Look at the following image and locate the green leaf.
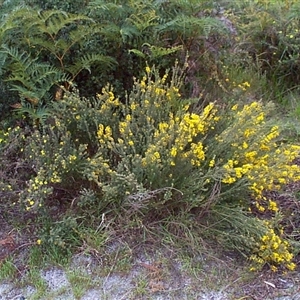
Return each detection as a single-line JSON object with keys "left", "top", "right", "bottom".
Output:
{"left": 65, "top": 53, "right": 117, "bottom": 79}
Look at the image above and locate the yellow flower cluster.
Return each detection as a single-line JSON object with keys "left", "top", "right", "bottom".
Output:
{"left": 97, "top": 88, "right": 120, "bottom": 114}
{"left": 237, "top": 81, "right": 251, "bottom": 91}
{"left": 141, "top": 103, "right": 217, "bottom": 168}
{"left": 21, "top": 126, "right": 88, "bottom": 211}
{"left": 137, "top": 67, "right": 181, "bottom": 106}
{"left": 97, "top": 124, "right": 114, "bottom": 145}
{"left": 219, "top": 102, "right": 300, "bottom": 201}
{"left": 25, "top": 169, "right": 53, "bottom": 211}
{"left": 250, "top": 226, "right": 296, "bottom": 272}
{"left": 142, "top": 144, "right": 162, "bottom": 166}
{"left": 85, "top": 155, "right": 115, "bottom": 186}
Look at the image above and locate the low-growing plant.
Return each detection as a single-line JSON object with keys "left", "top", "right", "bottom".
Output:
{"left": 0, "top": 257, "right": 18, "bottom": 280}
{"left": 1, "top": 61, "right": 300, "bottom": 272}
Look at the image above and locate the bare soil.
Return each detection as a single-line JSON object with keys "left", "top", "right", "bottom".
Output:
{"left": 1, "top": 216, "right": 300, "bottom": 300}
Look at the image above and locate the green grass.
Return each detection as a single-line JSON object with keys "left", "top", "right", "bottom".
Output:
{"left": 0, "top": 257, "right": 18, "bottom": 280}
{"left": 67, "top": 269, "right": 94, "bottom": 299}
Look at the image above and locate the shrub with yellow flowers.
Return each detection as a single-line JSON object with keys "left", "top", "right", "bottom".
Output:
{"left": 1, "top": 62, "right": 300, "bottom": 271}
{"left": 81, "top": 65, "right": 300, "bottom": 271}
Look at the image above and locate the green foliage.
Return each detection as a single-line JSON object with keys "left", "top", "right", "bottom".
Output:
{"left": 0, "top": 0, "right": 229, "bottom": 124}
{"left": 2, "top": 62, "right": 300, "bottom": 272}
{"left": 1, "top": 45, "right": 69, "bottom": 101}
{"left": 2, "top": 0, "right": 300, "bottom": 275}
{"left": 85, "top": 0, "right": 228, "bottom": 97}
{"left": 0, "top": 257, "right": 17, "bottom": 280}
{"left": 129, "top": 43, "right": 183, "bottom": 63}
{"left": 234, "top": 0, "right": 300, "bottom": 95}
{"left": 39, "top": 215, "right": 83, "bottom": 254}
{"left": 0, "top": 6, "right": 116, "bottom": 118}
{"left": 26, "top": 0, "right": 88, "bottom": 13}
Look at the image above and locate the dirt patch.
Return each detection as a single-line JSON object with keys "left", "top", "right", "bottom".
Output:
{"left": 1, "top": 237, "right": 300, "bottom": 300}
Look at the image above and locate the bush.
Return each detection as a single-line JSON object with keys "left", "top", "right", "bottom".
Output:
{"left": 2, "top": 62, "right": 300, "bottom": 271}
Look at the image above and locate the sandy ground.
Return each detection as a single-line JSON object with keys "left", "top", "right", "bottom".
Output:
{"left": 1, "top": 250, "right": 300, "bottom": 300}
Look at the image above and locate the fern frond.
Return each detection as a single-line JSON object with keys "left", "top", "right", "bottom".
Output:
{"left": 2, "top": 45, "right": 69, "bottom": 100}
{"left": 65, "top": 53, "right": 117, "bottom": 79}
{"left": 88, "top": 1, "right": 130, "bottom": 21}
{"left": 126, "top": 9, "right": 159, "bottom": 32}
{"left": 28, "top": 37, "right": 60, "bottom": 55}
{"left": 154, "top": 0, "right": 205, "bottom": 21}
{"left": 1, "top": 44, "right": 34, "bottom": 66}
{"left": 0, "top": 51, "right": 8, "bottom": 76}
{"left": 9, "top": 66, "right": 69, "bottom": 100}
{"left": 128, "top": 49, "right": 145, "bottom": 59}
{"left": 88, "top": 1, "right": 123, "bottom": 11}
{"left": 129, "top": 44, "right": 183, "bottom": 61}
{"left": 157, "top": 15, "right": 226, "bottom": 38}
{"left": 1, "top": 45, "right": 39, "bottom": 82}
{"left": 68, "top": 24, "right": 104, "bottom": 47}
{"left": 15, "top": 100, "right": 53, "bottom": 126}
{"left": 148, "top": 44, "right": 183, "bottom": 59}
{"left": 120, "top": 24, "right": 141, "bottom": 43}
{"left": 33, "top": 10, "right": 94, "bottom": 36}
{"left": 32, "top": 64, "right": 69, "bottom": 88}
{"left": 99, "top": 23, "right": 122, "bottom": 42}
{"left": 9, "top": 85, "right": 39, "bottom": 102}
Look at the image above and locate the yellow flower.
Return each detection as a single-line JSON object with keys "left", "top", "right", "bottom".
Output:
{"left": 287, "top": 262, "right": 296, "bottom": 270}
{"left": 231, "top": 104, "right": 238, "bottom": 111}
{"left": 153, "top": 152, "right": 160, "bottom": 160}
{"left": 130, "top": 102, "right": 137, "bottom": 110}
{"left": 268, "top": 200, "right": 278, "bottom": 212}
{"left": 145, "top": 66, "right": 151, "bottom": 74}
{"left": 36, "top": 239, "right": 42, "bottom": 245}
{"left": 170, "top": 147, "right": 177, "bottom": 157}
{"left": 209, "top": 159, "right": 215, "bottom": 167}
{"left": 270, "top": 265, "right": 278, "bottom": 272}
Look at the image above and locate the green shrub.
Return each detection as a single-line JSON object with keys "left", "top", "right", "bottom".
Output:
{"left": 2, "top": 62, "right": 299, "bottom": 271}
{"left": 233, "top": 0, "right": 300, "bottom": 96}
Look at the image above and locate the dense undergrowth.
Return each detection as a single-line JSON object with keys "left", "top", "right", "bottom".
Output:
{"left": 1, "top": 0, "right": 300, "bottom": 275}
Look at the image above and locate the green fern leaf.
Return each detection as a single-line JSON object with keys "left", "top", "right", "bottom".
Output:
{"left": 15, "top": 100, "right": 53, "bottom": 126}
{"left": 33, "top": 10, "right": 94, "bottom": 36}
{"left": 65, "top": 53, "right": 117, "bottom": 79}
{"left": 128, "top": 49, "right": 146, "bottom": 58}
{"left": 120, "top": 24, "right": 141, "bottom": 43}
{"left": 157, "top": 15, "right": 226, "bottom": 38}
{"left": 129, "top": 44, "right": 182, "bottom": 61}
{"left": 2, "top": 45, "right": 69, "bottom": 101}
